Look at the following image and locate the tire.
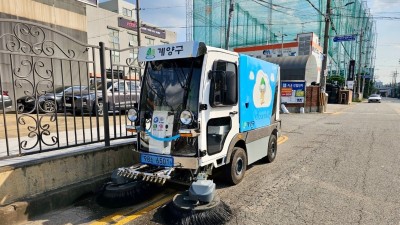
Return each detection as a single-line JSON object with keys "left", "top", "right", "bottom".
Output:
{"left": 42, "top": 100, "right": 57, "bottom": 113}
{"left": 225, "top": 147, "right": 247, "bottom": 185}
{"left": 266, "top": 134, "right": 277, "bottom": 163}
{"left": 94, "top": 100, "right": 104, "bottom": 116}
{"left": 17, "top": 103, "right": 25, "bottom": 113}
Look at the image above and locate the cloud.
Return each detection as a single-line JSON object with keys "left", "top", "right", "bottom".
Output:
{"left": 249, "top": 71, "right": 255, "bottom": 80}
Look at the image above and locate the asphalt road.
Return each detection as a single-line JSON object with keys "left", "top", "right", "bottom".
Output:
{"left": 23, "top": 98, "right": 400, "bottom": 225}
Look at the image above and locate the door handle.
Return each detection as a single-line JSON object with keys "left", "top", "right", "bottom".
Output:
{"left": 229, "top": 111, "right": 238, "bottom": 116}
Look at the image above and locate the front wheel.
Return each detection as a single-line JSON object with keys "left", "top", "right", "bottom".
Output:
{"left": 266, "top": 134, "right": 277, "bottom": 163}
{"left": 225, "top": 147, "right": 247, "bottom": 185}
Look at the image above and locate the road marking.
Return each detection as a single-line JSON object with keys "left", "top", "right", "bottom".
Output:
{"left": 92, "top": 135, "right": 289, "bottom": 225}
{"left": 90, "top": 192, "right": 176, "bottom": 225}
{"left": 114, "top": 193, "right": 175, "bottom": 225}
{"left": 278, "top": 135, "right": 288, "bottom": 145}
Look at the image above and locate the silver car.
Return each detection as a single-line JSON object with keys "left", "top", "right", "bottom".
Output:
{"left": 0, "top": 91, "right": 12, "bottom": 111}
{"left": 368, "top": 94, "right": 381, "bottom": 103}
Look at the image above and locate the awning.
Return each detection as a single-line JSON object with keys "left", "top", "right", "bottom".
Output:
{"left": 265, "top": 55, "right": 318, "bottom": 85}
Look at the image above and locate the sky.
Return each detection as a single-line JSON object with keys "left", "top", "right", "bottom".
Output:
{"left": 131, "top": 0, "right": 399, "bottom": 84}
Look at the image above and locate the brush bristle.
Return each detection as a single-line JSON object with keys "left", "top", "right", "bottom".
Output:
{"left": 96, "top": 181, "right": 160, "bottom": 208}
{"left": 163, "top": 199, "right": 233, "bottom": 225}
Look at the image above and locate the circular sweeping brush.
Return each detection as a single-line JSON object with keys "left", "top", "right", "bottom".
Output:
{"left": 162, "top": 191, "right": 233, "bottom": 225}
{"left": 96, "top": 180, "right": 160, "bottom": 208}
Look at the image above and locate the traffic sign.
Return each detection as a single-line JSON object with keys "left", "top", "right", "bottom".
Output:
{"left": 333, "top": 35, "right": 356, "bottom": 42}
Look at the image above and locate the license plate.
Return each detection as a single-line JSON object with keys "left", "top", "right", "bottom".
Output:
{"left": 65, "top": 103, "right": 72, "bottom": 107}
{"left": 140, "top": 153, "right": 174, "bottom": 167}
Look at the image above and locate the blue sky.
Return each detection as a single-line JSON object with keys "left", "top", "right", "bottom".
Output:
{"left": 134, "top": 0, "right": 399, "bottom": 84}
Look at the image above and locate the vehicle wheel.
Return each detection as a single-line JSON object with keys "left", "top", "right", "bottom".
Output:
{"left": 17, "top": 103, "right": 25, "bottom": 113}
{"left": 94, "top": 100, "right": 104, "bottom": 116}
{"left": 225, "top": 147, "right": 247, "bottom": 185}
{"left": 42, "top": 100, "right": 57, "bottom": 113}
{"left": 265, "top": 133, "right": 277, "bottom": 163}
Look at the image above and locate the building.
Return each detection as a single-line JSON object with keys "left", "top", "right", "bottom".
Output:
{"left": 86, "top": 0, "right": 177, "bottom": 79}
{"left": 0, "top": 0, "right": 90, "bottom": 102}
{"left": 234, "top": 33, "right": 323, "bottom": 85}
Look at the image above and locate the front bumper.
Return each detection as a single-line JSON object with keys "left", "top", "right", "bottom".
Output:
{"left": 0, "top": 99, "right": 12, "bottom": 110}
{"left": 132, "top": 150, "right": 199, "bottom": 170}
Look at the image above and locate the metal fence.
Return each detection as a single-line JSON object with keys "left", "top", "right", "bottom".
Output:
{"left": 0, "top": 19, "right": 141, "bottom": 159}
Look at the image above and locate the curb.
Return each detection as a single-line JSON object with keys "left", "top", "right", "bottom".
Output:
{"left": 0, "top": 174, "right": 110, "bottom": 225}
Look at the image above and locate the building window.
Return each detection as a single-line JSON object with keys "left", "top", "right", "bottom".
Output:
{"left": 108, "top": 28, "right": 120, "bottom": 63}
{"left": 128, "top": 33, "right": 138, "bottom": 46}
{"left": 161, "top": 41, "right": 169, "bottom": 44}
{"left": 122, "top": 8, "right": 132, "bottom": 18}
{"left": 145, "top": 37, "right": 154, "bottom": 46}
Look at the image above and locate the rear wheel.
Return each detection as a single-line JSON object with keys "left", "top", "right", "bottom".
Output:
{"left": 225, "top": 147, "right": 247, "bottom": 185}
{"left": 93, "top": 100, "right": 104, "bottom": 116}
{"left": 266, "top": 133, "right": 277, "bottom": 163}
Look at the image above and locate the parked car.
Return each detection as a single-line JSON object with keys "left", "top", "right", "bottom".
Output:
{"left": 17, "top": 86, "right": 87, "bottom": 113}
{"left": 63, "top": 80, "right": 140, "bottom": 116}
{"left": 368, "top": 94, "right": 381, "bottom": 103}
{"left": 0, "top": 91, "right": 12, "bottom": 111}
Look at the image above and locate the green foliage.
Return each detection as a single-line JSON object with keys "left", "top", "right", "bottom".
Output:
{"left": 327, "top": 75, "right": 345, "bottom": 86}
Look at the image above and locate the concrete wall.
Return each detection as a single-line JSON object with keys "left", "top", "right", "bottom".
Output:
{"left": 0, "top": 142, "right": 136, "bottom": 225}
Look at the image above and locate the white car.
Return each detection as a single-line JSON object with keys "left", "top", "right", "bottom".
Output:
{"left": 368, "top": 94, "right": 381, "bottom": 103}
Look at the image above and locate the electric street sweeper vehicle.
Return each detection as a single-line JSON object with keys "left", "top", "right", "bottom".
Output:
{"left": 98, "top": 41, "right": 281, "bottom": 223}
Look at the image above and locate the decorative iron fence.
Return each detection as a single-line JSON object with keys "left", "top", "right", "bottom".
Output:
{"left": 0, "top": 19, "right": 141, "bottom": 159}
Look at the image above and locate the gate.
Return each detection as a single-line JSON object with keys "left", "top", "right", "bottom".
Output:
{"left": 0, "top": 19, "right": 141, "bottom": 158}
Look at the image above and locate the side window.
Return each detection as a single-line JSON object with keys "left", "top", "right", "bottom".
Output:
{"left": 118, "top": 83, "right": 126, "bottom": 92}
{"left": 209, "top": 61, "right": 238, "bottom": 107}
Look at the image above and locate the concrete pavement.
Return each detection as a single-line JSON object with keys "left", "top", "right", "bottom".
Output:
{"left": 0, "top": 103, "right": 357, "bottom": 225}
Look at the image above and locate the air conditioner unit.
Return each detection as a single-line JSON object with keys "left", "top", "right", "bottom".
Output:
{"left": 129, "top": 41, "right": 135, "bottom": 46}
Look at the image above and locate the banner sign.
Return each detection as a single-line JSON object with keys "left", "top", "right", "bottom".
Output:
{"left": 141, "top": 24, "right": 166, "bottom": 39}
{"left": 118, "top": 18, "right": 166, "bottom": 39}
{"left": 118, "top": 17, "right": 137, "bottom": 30}
{"left": 138, "top": 41, "right": 203, "bottom": 62}
{"left": 347, "top": 60, "right": 355, "bottom": 81}
{"left": 333, "top": 35, "right": 356, "bottom": 42}
{"left": 281, "top": 81, "right": 306, "bottom": 104}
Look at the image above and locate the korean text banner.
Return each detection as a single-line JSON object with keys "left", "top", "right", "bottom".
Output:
{"left": 281, "top": 81, "right": 306, "bottom": 104}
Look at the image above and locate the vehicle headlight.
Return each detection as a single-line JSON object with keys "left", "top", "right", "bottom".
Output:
{"left": 180, "top": 110, "right": 193, "bottom": 125}
{"left": 127, "top": 108, "right": 138, "bottom": 122}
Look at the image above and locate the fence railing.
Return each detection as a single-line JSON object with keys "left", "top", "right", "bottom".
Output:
{"left": 0, "top": 19, "right": 141, "bottom": 159}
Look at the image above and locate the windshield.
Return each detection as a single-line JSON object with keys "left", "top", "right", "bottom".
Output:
{"left": 140, "top": 56, "right": 204, "bottom": 115}
{"left": 89, "top": 81, "right": 113, "bottom": 91}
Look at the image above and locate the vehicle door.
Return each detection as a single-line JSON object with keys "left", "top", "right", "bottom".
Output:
{"left": 200, "top": 51, "right": 239, "bottom": 163}
{"left": 126, "top": 81, "right": 141, "bottom": 108}
{"left": 110, "top": 81, "right": 127, "bottom": 110}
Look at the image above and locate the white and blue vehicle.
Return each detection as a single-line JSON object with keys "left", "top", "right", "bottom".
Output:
{"left": 99, "top": 41, "right": 281, "bottom": 214}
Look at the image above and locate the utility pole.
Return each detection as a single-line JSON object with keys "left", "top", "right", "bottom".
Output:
{"left": 136, "top": 0, "right": 141, "bottom": 46}
{"left": 225, "top": 0, "right": 234, "bottom": 50}
{"left": 356, "top": 31, "right": 363, "bottom": 99}
{"left": 320, "top": 0, "right": 331, "bottom": 93}
{"left": 280, "top": 27, "right": 285, "bottom": 56}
